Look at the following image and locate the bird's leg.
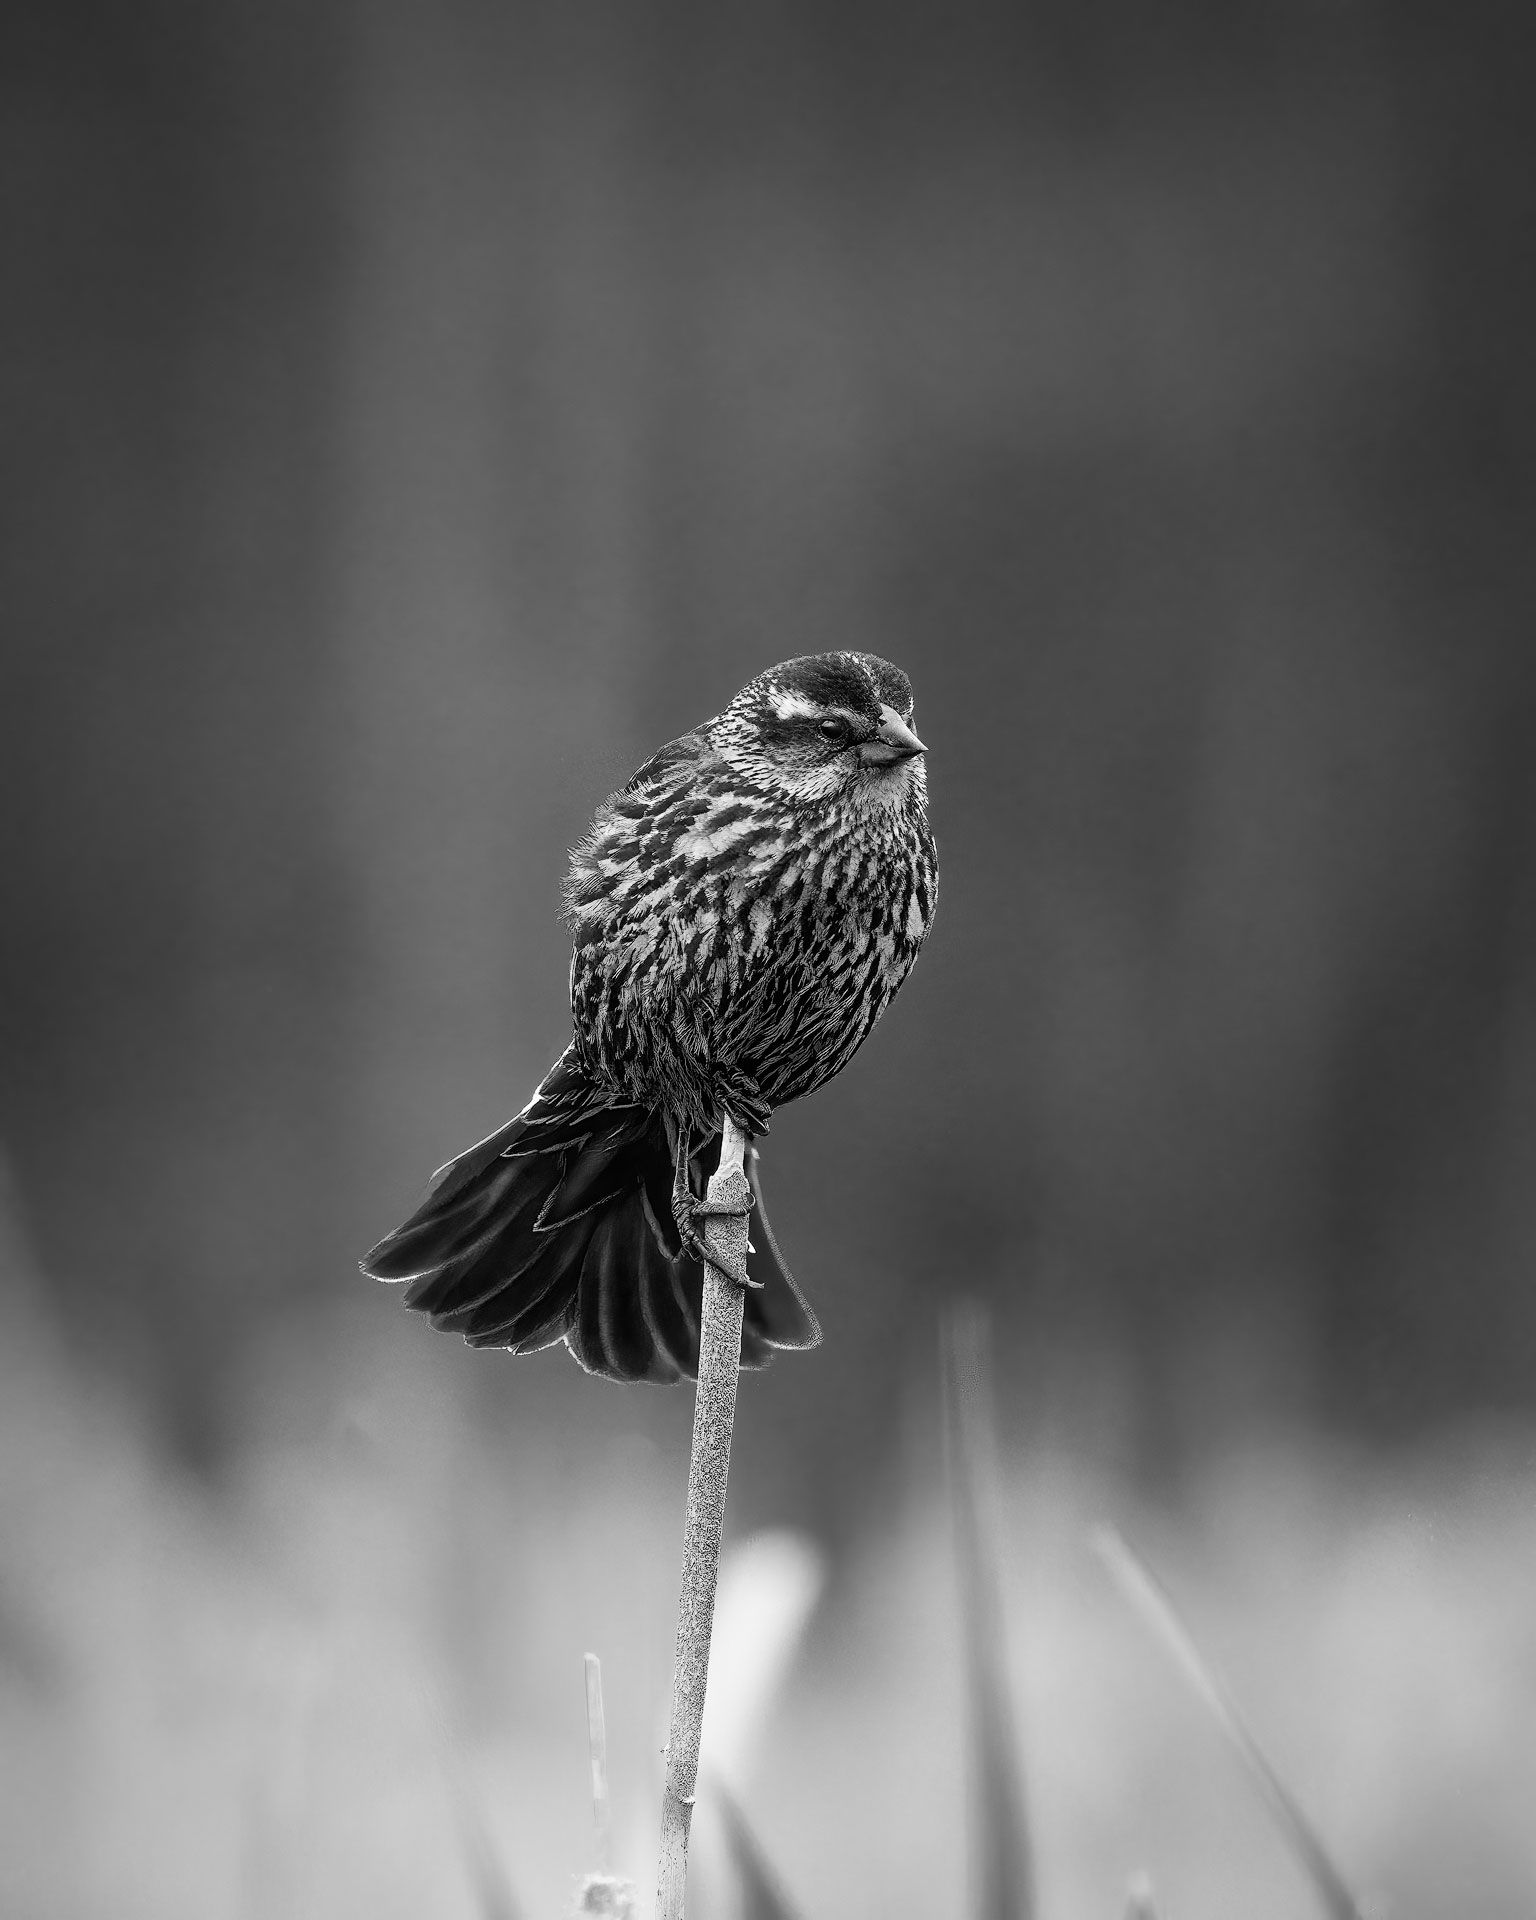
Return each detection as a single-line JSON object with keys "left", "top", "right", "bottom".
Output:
{"left": 667, "top": 1110, "right": 756, "bottom": 1288}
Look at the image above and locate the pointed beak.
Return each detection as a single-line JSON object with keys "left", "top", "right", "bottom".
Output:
{"left": 858, "top": 706, "right": 927, "bottom": 767}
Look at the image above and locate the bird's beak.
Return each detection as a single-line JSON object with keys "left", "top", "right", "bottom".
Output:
{"left": 858, "top": 706, "right": 928, "bottom": 766}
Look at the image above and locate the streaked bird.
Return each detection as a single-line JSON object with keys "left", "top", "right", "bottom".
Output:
{"left": 362, "top": 651, "right": 937, "bottom": 1382}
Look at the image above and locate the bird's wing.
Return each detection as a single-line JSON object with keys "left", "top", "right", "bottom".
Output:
{"left": 563, "top": 729, "right": 718, "bottom": 929}
{"left": 619, "top": 727, "right": 711, "bottom": 797}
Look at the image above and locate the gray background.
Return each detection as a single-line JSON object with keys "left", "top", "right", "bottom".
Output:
{"left": 4, "top": 4, "right": 1533, "bottom": 1914}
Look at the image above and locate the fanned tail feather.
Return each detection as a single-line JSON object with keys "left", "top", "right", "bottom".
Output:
{"left": 361, "top": 1047, "right": 820, "bottom": 1383}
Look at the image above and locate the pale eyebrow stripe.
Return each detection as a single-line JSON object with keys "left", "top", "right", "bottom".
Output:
{"left": 768, "top": 694, "right": 868, "bottom": 729}
{"left": 768, "top": 691, "right": 823, "bottom": 720}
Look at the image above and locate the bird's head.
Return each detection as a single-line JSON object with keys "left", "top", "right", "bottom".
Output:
{"left": 709, "top": 652, "right": 927, "bottom": 811}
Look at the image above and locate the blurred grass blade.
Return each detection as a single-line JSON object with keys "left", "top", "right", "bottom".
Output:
{"left": 713, "top": 1776, "right": 804, "bottom": 1920}
{"left": 942, "top": 1304, "right": 1035, "bottom": 1920}
{"left": 1123, "top": 1869, "right": 1160, "bottom": 1918}
{"left": 1094, "top": 1525, "right": 1365, "bottom": 1920}
{"left": 705, "top": 1530, "right": 827, "bottom": 1787}
{"left": 450, "top": 1789, "right": 524, "bottom": 1920}
{"left": 417, "top": 1680, "right": 524, "bottom": 1920}
{"left": 584, "top": 1652, "right": 612, "bottom": 1872}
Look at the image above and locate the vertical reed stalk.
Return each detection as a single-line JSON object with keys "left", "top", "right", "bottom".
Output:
{"left": 584, "top": 1653, "right": 611, "bottom": 1873}
{"left": 656, "top": 1114, "right": 753, "bottom": 1919}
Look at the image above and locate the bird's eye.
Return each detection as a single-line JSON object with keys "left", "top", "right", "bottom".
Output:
{"left": 818, "top": 717, "right": 849, "bottom": 743}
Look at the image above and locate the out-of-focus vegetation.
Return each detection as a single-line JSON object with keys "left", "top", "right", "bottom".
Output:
{"left": 5, "top": 1224, "right": 1536, "bottom": 1916}
{"left": 3, "top": 2, "right": 1534, "bottom": 1911}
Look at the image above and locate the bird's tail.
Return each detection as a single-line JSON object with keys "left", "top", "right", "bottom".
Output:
{"left": 360, "top": 1047, "right": 820, "bottom": 1383}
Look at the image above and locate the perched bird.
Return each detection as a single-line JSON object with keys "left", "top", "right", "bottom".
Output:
{"left": 362, "top": 651, "right": 937, "bottom": 1382}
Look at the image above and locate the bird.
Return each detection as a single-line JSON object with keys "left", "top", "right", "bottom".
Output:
{"left": 361, "top": 650, "right": 938, "bottom": 1383}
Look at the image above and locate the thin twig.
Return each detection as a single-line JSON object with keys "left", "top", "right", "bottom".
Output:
{"left": 1094, "top": 1525, "right": 1366, "bottom": 1920}
{"left": 656, "top": 1114, "right": 752, "bottom": 1920}
{"left": 943, "top": 1304, "right": 1035, "bottom": 1920}
{"left": 584, "top": 1652, "right": 611, "bottom": 1873}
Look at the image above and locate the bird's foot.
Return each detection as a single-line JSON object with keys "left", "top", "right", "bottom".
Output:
{"left": 713, "top": 1067, "right": 771, "bottom": 1139}
{"left": 672, "top": 1186, "right": 758, "bottom": 1289}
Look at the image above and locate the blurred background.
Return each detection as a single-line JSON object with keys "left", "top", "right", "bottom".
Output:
{"left": 4, "top": 1, "right": 1535, "bottom": 1914}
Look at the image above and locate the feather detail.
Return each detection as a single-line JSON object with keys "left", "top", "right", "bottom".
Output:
{"left": 363, "top": 1055, "right": 820, "bottom": 1383}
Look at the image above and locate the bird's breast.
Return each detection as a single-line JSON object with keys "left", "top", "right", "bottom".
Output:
{"left": 567, "top": 779, "right": 934, "bottom": 1117}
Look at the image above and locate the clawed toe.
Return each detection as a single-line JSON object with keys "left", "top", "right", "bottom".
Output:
{"left": 713, "top": 1071, "right": 771, "bottom": 1140}
{"left": 672, "top": 1192, "right": 759, "bottom": 1289}
{"left": 705, "top": 1245, "right": 755, "bottom": 1288}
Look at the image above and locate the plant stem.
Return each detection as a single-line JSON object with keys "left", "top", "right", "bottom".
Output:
{"left": 584, "top": 1652, "right": 611, "bottom": 1873}
{"left": 656, "top": 1114, "right": 752, "bottom": 1920}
